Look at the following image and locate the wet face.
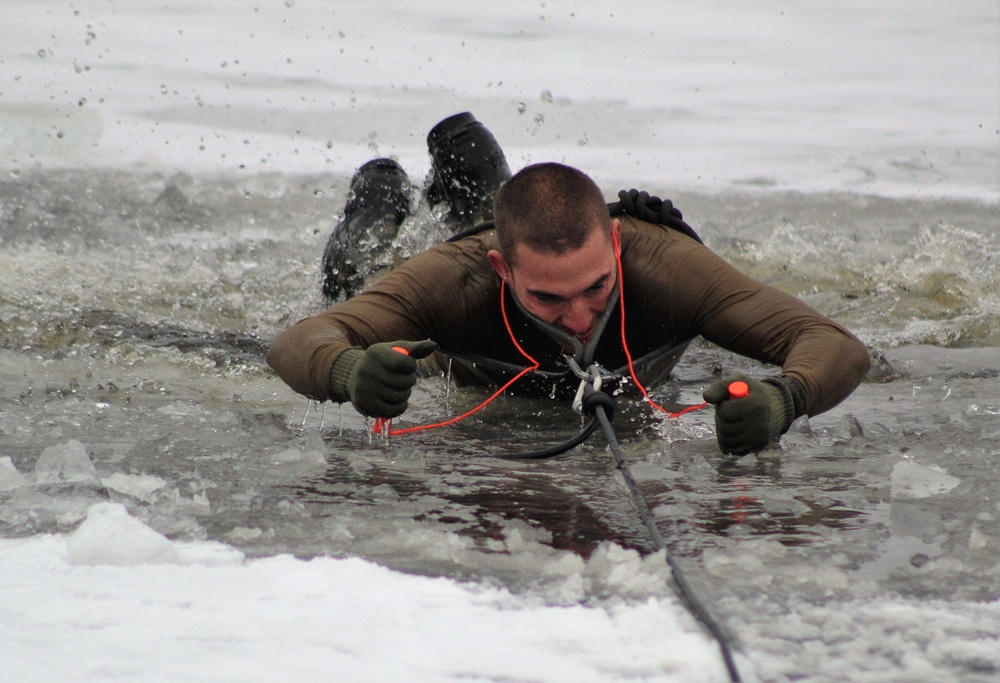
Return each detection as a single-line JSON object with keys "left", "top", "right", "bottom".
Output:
{"left": 488, "top": 220, "right": 619, "bottom": 346}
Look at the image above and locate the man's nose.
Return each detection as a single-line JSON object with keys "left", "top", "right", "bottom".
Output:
{"left": 561, "top": 299, "right": 594, "bottom": 335}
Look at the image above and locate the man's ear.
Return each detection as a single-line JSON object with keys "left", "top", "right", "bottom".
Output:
{"left": 487, "top": 249, "right": 512, "bottom": 282}
{"left": 611, "top": 218, "right": 621, "bottom": 241}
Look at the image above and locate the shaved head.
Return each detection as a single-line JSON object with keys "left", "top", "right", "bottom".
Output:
{"left": 492, "top": 163, "right": 611, "bottom": 265}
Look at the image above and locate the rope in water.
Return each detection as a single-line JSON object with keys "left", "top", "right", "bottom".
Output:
{"left": 589, "top": 399, "right": 742, "bottom": 682}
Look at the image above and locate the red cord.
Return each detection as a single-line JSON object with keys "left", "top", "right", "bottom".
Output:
{"left": 612, "top": 229, "right": 708, "bottom": 418}
{"left": 388, "top": 281, "right": 540, "bottom": 436}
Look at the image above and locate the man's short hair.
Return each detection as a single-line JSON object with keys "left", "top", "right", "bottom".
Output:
{"left": 493, "top": 162, "right": 611, "bottom": 264}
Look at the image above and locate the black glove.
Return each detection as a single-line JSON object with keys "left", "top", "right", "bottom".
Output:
{"left": 703, "top": 374, "right": 804, "bottom": 455}
{"left": 616, "top": 189, "right": 702, "bottom": 244}
{"left": 617, "top": 188, "right": 682, "bottom": 223}
{"left": 327, "top": 340, "right": 437, "bottom": 417}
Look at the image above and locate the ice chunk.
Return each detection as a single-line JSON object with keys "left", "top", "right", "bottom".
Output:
{"left": 355, "top": 483, "right": 401, "bottom": 501}
{"left": 227, "top": 526, "right": 275, "bottom": 543}
{"left": 911, "top": 375, "right": 951, "bottom": 402}
{"left": 968, "top": 526, "right": 988, "bottom": 551}
{"left": 0, "top": 456, "right": 27, "bottom": 490}
{"left": 629, "top": 462, "right": 681, "bottom": 483}
{"left": 34, "top": 439, "right": 100, "bottom": 485}
{"left": 269, "top": 448, "right": 327, "bottom": 466}
{"left": 836, "top": 413, "right": 865, "bottom": 439}
{"left": 67, "top": 502, "right": 180, "bottom": 566}
{"left": 102, "top": 472, "right": 168, "bottom": 503}
{"left": 891, "top": 460, "right": 960, "bottom": 500}
{"left": 964, "top": 401, "right": 1000, "bottom": 420}
{"left": 583, "top": 543, "right": 672, "bottom": 599}
{"left": 156, "top": 400, "right": 202, "bottom": 417}
{"left": 760, "top": 489, "right": 810, "bottom": 517}
{"left": 778, "top": 416, "right": 817, "bottom": 451}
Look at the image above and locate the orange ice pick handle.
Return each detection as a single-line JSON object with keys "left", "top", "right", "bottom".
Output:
{"left": 728, "top": 381, "right": 750, "bottom": 399}
{"left": 374, "top": 346, "right": 411, "bottom": 433}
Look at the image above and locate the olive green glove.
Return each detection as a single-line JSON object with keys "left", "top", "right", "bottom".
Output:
{"left": 703, "top": 374, "right": 805, "bottom": 455}
{"left": 327, "top": 340, "right": 437, "bottom": 418}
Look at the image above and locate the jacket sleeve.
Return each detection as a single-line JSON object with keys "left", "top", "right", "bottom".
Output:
{"left": 624, "top": 219, "right": 870, "bottom": 416}
{"left": 266, "top": 238, "right": 496, "bottom": 400}
{"left": 265, "top": 314, "right": 356, "bottom": 401}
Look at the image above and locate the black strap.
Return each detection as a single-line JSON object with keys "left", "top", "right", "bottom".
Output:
{"left": 445, "top": 219, "right": 494, "bottom": 242}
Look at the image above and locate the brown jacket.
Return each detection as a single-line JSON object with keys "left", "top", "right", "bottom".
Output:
{"left": 266, "top": 216, "right": 870, "bottom": 415}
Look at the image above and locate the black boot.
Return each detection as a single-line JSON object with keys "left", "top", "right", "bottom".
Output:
{"left": 321, "top": 158, "right": 412, "bottom": 302}
{"left": 426, "top": 112, "right": 511, "bottom": 230}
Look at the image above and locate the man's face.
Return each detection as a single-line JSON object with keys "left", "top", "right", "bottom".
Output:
{"left": 488, "top": 220, "right": 620, "bottom": 346}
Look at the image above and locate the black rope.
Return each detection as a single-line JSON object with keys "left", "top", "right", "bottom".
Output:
{"left": 589, "top": 396, "right": 742, "bottom": 683}
{"left": 486, "top": 380, "right": 742, "bottom": 680}
{"left": 490, "top": 417, "right": 598, "bottom": 460}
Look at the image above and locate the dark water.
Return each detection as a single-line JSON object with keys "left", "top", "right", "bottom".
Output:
{"left": 0, "top": 169, "right": 997, "bottom": 680}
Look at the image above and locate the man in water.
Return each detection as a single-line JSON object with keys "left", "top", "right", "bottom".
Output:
{"left": 267, "top": 115, "right": 870, "bottom": 455}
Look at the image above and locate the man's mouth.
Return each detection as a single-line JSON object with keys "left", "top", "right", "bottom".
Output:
{"left": 549, "top": 324, "right": 593, "bottom": 352}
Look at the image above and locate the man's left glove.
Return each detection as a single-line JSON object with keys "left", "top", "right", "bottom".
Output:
{"left": 703, "top": 374, "right": 805, "bottom": 455}
{"left": 327, "top": 340, "right": 437, "bottom": 418}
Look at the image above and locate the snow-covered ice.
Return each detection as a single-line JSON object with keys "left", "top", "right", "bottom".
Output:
{"left": 3, "top": 518, "right": 726, "bottom": 683}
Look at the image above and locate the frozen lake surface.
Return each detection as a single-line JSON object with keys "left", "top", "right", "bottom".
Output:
{"left": 1, "top": 2, "right": 998, "bottom": 682}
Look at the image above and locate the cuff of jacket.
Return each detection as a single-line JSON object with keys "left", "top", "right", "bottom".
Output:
{"left": 763, "top": 374, "right": 805, "bottom": 435}
{"left": 326, "top": 347, "right": 364, "bottom": 404}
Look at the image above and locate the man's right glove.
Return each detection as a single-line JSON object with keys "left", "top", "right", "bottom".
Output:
{"left": 703, "top": 374, "right": 804, "bottom": 455}
{"left": 327, "top": 340, "right": 437, "bottom": 418}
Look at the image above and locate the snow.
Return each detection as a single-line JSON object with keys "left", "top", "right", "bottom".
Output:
{"left": 3, "top": 521, "right": 724, "bottom": 683}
